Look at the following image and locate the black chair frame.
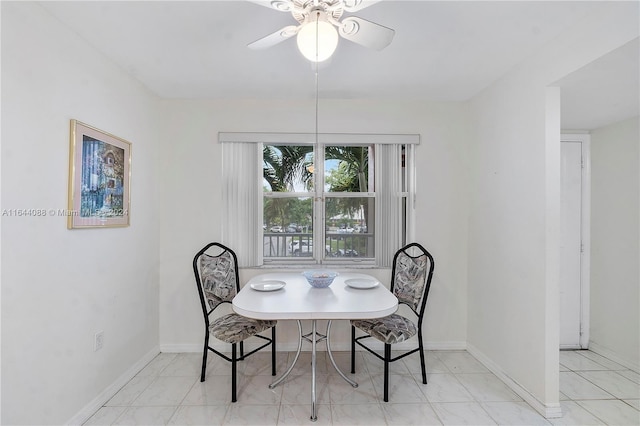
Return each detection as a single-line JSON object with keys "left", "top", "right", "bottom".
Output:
{"left": 350, "top": 242, "right": 435, "bottom": 402}
{"left": 193, "top": 242, "right": 276, "bottom": 402}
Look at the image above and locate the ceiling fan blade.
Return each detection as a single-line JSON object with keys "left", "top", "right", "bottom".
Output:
{"left": 341, "top": 0, "right": 382, "bottom": 12}
{"left": 247, "top": 0, "right": 294, "bottom": 12}
{"left": 248, "top": 25, "right": 300, "bottom": 50}
{"left": 338, "top": 16, "right": 394, "bottom": 51}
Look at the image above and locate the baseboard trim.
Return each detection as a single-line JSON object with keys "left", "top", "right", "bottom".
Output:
{"left": 160, "top": 341, "right": 467, "bottom": 353}
{"left": 160, "top": 342, "right": 303, "bottom": 353}
{"left": 66, "top": 346, "right": 160, "bottom": 425}
{"left": 588, "top": 341, "right": 640, "bottom": 372}
{"left": 341, "top": 340, "right": 467, "bottom": 352}
{"left": 160, "top": 343, "right": 202, "bottom": 353}
{"left": 425, "top": 341, "right": 467, "bottom": 351}
{"left": 467, "top": 344, "right": 562, "bottom": 419}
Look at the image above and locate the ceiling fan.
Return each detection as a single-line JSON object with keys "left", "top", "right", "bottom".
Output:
{"left": 247, "top": 0, "right": 395, "bottom": 62}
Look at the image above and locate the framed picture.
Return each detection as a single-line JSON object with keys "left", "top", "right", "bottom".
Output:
{"left": 68, "top": 120, "right": 131, "bottom": 229}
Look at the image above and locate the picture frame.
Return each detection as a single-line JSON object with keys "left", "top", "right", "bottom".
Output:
{"left": 67, "top": 120, "right": 131, "bottom": 229}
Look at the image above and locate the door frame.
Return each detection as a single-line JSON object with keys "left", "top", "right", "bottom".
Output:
{"left": 561, "top": 133, "right": 591, "bottom": 349}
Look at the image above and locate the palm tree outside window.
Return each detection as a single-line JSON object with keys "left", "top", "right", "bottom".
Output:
{"left": 263, "top": 144, "right": 393, "bottom": 263}
{"left": 220, "top": 132, "right": 418, "bottom": 267}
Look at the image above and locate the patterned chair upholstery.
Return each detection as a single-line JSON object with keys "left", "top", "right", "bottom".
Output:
{"left": 351, "top": 243, "right": 434, "bottom": 402}
{"left": 193, "top": 242, "right": 277, "bottom": 402}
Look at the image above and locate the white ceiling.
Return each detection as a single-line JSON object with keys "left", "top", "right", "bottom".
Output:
{"left": 39, "top": 1, "right": 638, "bottom": 130}
{"left": 555, "top": 38, "right": 639, "bottom": 130}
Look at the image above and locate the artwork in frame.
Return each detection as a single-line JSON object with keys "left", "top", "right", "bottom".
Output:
{"left": 67, "top": 120, "right": 131, "bottom": 229}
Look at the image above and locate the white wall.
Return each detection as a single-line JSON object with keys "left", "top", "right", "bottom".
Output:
{"left": 468, "top": 75, "right": 555, "bottom": 413}
{"left": 158, "top": 99, "right": 470, "bottom": 353}
{"left": 590, "top": 116, "right": 639, "bottom": 370}
{"left": 466, "top": 1, "right": 638, "bottom": 417}
{"left": 3, "top": 2, "right": 637, "bottom": 424}
{"left": 1, "top": 3, "right": 161, "bottom": 424}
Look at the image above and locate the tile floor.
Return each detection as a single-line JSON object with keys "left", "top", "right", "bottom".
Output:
{"left": 85, "top": 349, "right": 639, "bottom": 425}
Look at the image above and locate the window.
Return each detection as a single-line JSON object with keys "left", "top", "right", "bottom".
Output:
{"left": 220, "top": 133, "right": 419, "bottom": 267}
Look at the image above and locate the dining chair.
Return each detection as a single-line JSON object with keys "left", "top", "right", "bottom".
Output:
{"left": 350, "top": 242, "right": 435, "bottom": 402}
{"left": 192, "top": 242, "right": 277, "bottom": 402}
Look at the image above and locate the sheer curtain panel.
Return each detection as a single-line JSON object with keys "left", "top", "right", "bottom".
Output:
{"left": 221, "top": 142, "right": 263, "bottom": 267}
{"left": 374, "top": 144, "right": 404, "bottom": 267}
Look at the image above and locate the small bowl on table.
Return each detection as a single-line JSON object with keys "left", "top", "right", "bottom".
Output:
{"left": 303, "top": 270, "right": 338, "bottom": 288}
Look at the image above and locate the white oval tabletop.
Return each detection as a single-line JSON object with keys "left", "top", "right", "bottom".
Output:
{"left": 233, "top": 271, "right": 398, "bottom": 320}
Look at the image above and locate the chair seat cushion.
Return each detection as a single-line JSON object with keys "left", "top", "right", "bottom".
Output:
{"left": 351, "top": 314, "right": 417, "bottom": 344}
{"left": 210, "top": 313, "right": 276, "bottom": 344}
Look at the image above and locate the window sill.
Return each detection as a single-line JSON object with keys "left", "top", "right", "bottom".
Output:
{"left": 242, "top": 263, "right": 389, "bottom": 271}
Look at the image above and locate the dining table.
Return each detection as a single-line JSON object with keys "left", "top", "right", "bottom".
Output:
{"left": 232, "top": 271, "right": 398, "bottom": 422}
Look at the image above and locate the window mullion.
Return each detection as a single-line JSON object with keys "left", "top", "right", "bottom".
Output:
{"left": 265, "top": 192, "right": 312, "bottom": 198}
{"left": 323, "top": 192, "right": 375, "bottom": 198}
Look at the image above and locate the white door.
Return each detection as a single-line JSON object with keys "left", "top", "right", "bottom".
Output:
{"left": 560, "top": 137, "right": 590, "bottom": 349}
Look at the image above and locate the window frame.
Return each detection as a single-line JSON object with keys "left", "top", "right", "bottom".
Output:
{"left": 220, "top": 132, "right": 419, "bottom": 267}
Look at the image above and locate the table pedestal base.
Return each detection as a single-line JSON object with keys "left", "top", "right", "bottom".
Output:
{"left": 268, "top": 320, "right": 358, "bottom": 422}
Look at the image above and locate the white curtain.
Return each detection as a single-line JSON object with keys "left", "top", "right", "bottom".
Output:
{"left": 375, "top": 144, "right": 403, "bottom": 267}
{"left": 221, "top": 142, "right": 262, "bottom": 267}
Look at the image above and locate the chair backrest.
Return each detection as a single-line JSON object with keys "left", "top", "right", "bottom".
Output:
{"left": 390, "top": 243, "right": 435, "bottom": 320}
{"left": 193, "top": 243, "right": 240, "bottom": 319}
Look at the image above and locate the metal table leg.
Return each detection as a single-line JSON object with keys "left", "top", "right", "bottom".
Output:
{"left": 310, "top": 320, "right": 318, "bottom": 421}
{"left": 269, "top": 320, "right": 303, "bottom": 389}
{"left": 268, "top": 320, "right": 355, "bottom": 422}
{"left": 303, "top": 321, "right": 326, "bottom": 421}
{"left": 326, "top": 320, "right": 358, "bottom": 388}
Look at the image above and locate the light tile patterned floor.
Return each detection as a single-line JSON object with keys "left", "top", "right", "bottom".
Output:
{"left": 84, "top": 350, "right": 640, "bottom": 425}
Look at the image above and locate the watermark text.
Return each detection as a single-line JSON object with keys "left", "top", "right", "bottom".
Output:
{"left": 2, "top": 208, "right": 128, "bottom": 217}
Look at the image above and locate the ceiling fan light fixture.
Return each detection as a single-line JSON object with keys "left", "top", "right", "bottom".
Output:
{"left": 296, "top": 11, "right": 338, "bottom": 62}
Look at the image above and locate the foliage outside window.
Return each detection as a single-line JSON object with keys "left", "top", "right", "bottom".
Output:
{"left": 263, "top": 143, "right": 396, "bottom": 264}
{"left": 220, "top": 132, "right": 417, "bottom": 268}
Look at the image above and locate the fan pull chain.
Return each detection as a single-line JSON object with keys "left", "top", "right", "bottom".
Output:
{"left": 314, "top": 11, "right": 320, "bottom": 148}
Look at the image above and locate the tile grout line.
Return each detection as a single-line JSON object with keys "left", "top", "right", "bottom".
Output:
{"left": 86, "top": 350, "right": 639, "bottom": 425}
